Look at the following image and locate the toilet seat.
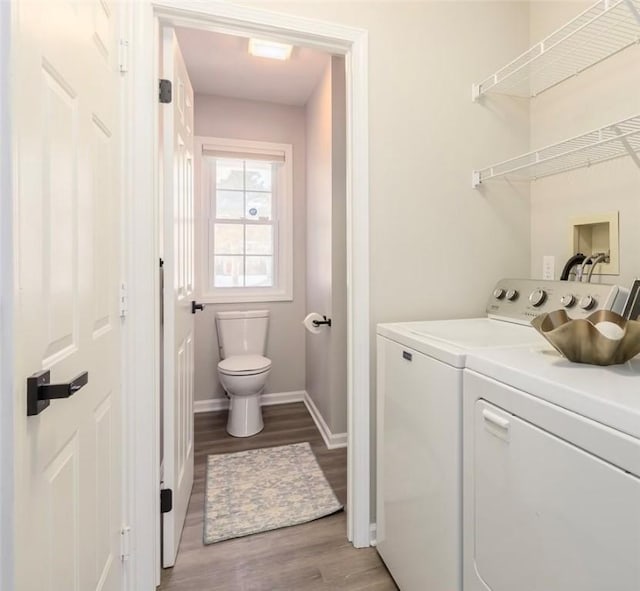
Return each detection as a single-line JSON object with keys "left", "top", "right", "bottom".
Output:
{"left": 218, "top": 355, "right": 272, "bottom": 376}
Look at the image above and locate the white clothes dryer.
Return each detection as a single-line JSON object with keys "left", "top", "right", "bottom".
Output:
{"left": 464, "top": 346, "right": 640, "bottom": 591}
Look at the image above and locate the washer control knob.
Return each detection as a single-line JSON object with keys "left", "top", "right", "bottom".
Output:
{"left": 493, "top": 288, "right": 506, "bottom": 300}
{"left": 579, "top": 295, "right": 596, "bottom": 310}
{"left": 529, "top": 289, "right": 547, "bottom": 307}
{"left": 560, "top": 294, "right": 575, "bottom": 308}
{"left": 506, "top": 289, "right": 519, "bottom": 301}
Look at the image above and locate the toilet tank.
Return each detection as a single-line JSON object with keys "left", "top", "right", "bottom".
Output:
{"left": 215, "top": 310, "right": 270, "bottom": 358}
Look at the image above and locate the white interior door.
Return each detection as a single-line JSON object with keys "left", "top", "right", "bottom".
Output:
{"left": 13, "top": 1, "right": 123, "bottom": 590}
{"left": 161, "top": 26, "right": 195, "bottom": 568}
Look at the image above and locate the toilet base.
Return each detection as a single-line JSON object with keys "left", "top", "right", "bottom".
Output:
{"left": 226, "top": 392, "right": 264, "bottom": 437}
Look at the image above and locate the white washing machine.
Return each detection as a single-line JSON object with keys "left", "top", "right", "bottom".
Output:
{"left": 464, "top": 347, "right": 640, "bottom": 591}
{"left": 376, "top": 279, "right": 628, "bottom": 591}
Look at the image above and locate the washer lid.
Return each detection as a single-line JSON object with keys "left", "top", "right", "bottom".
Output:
{"left": 376, "top": 318, "right": 543, "bottom": 368}
{"left": 218, "top": 355, "right": 271, "bottom": 375}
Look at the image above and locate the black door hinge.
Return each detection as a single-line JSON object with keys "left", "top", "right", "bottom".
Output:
{"left": 159, "top": 79, "right": 172, "bottom": 104}
{"left": 159, "top": 257, "right": 164, "bottom": 268}
{"left": 160, "top": 488, "right": 173, "bottom": 514}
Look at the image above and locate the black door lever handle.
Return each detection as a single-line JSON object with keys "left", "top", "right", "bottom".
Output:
{"left": 27, "top": 370, "right": 89, "bottom": 416}
{"left": 191, "top": 300, "right": 205, "bottom": 314}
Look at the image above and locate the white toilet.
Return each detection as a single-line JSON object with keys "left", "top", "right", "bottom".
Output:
{"left": 215, "top": 310, "right": 271, "bottom": 437}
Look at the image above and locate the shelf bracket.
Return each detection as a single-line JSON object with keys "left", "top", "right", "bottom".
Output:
{"left": 624, "top": 0, "right": 640, "bottom": 23}
{"left": 471, "top": 84, "right": 481, "bottom": 102}
{"left": 611, "top": 124, "right": 640, "bottom": 167}
{"left": 472, "top": 171, "right": 481, "bottom": 189}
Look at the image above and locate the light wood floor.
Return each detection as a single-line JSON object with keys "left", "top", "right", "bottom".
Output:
{"left": 159, "top": 402, "right": 398, "bottom": 591}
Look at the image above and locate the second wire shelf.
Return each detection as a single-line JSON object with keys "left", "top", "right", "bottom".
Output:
{"left": 472, "top": 115, "right": 640, "bottom": 188}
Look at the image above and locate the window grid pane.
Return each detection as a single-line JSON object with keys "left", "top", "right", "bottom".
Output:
{"left": 213, "top": 255, "right": 244, "bottom": 287}
{"left": 245, "top": 256, "right": 274, "bottom": 287}
{"left": 216, "top": 189, "right": 244, "bottom": 219}
{"left": 214, "top": 223, "right": 244, "bottom": 255}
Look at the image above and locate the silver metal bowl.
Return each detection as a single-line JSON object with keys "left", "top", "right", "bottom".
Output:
{"left": 531, "top": 309, "right": 640, "bottom": 366}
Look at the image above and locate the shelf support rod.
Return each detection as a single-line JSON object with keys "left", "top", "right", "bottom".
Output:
{"left": 623, "top": 0, "right": 640, "bottom": 24}
{"left": 611, "top": 124, "right": 640, "bottom": 167}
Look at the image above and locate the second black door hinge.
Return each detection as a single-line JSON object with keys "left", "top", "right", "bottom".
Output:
{"left": 159, "top": 79, "right": 172, "bottom": 104}
{"left": 160, "top": 488, "right": 173, "bottom": 513}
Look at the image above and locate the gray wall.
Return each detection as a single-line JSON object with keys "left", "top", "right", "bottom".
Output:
{"left": 330, "top": 58, "right": 348, "bottom": 435}
{"left": 529, "top": 1, "right": 640, "bottom": 285}
{"left": 305, "top": 58, "right": 348, "bottom": 435}
{"left": 193, "top": 94, "right": 307, "bottom": 402}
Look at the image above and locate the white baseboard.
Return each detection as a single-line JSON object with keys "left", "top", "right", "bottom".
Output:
{"left": 262, "top": 390, "right": 305, "bottom": 406}
{"left": 193, "top": 390, "right": 305, "bottom": 414}
{"left": 193, "top": 398, "right": 228, "bottom": 413}
{"left": 194, "top": 389, "right": 348, "bottom": 451}
{"left": 369, "top": 523, "right": 377, "bottom": 546}
{"left": 303, "top": 391, "right": 348, "bottom": 450}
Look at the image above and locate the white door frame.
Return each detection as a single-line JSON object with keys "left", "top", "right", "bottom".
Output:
{"left": 123, "top": 1, "right": 370, "bottom": 588}
{"left": 0, "top": 2, "right": 14, "bottom": 589}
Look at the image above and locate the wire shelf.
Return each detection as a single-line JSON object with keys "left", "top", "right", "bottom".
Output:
{"left": 472, "top": 115, "right": 640, "bottom": 187}
{"left": 473, "top": 0, "right": 640, "bottom": 99}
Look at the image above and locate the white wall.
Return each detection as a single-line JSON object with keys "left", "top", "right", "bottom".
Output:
{"left": 193, "top": 94, "right": 308, "bottom": 401}
{"left": 235, "top": 0, "right": 532, "bottom": 520}
{"left": 529, "top": 1, "right": 640, "bottom": 285}
{"left": 305, "top": 57, "right": 348, "bottom": 435}
{"left": 236, "top": 0, "right": 532, "bottom": 318}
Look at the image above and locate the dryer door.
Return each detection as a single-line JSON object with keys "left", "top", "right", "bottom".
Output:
{"left": 473, "top": 399, "right": 640, "bottom": 591}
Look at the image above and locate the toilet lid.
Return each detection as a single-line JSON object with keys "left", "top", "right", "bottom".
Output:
{"left": 218, "top": 355, "right": 272, "bottom": 375}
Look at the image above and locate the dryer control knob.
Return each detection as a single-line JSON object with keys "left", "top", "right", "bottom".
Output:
{"left": 579, "top": 295, "right": 596, "bottom": 310}
{"left": 506, "top": 289, "right": 519, "bottom": 301}
{"left": 560, "top": 294, "right": 576, "bottom": 308}
{"left": 529, "top": 289, "right": 547, "bottom": 307}
{"left": 493, "top": 288, "right": 506, "bottom": 300}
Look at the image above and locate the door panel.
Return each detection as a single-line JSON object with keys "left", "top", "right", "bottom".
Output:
{"left": 91, "top": 115, "right": 114, "bottom": 338}
{"left": 46, "top": 435, "right": 80, "bottom": 591}
{"left": 41, "top": 62, "right": 79, "bottom": 364}
{"left": 14, "top": 1, "right": 122, "bottom": 590}
{"left": 162, "top": 26, "right": 195, "bottom": 568}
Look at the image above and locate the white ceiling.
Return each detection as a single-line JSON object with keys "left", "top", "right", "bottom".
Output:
{"left": 175, "top": 28, "right": 331, "bottom": 106}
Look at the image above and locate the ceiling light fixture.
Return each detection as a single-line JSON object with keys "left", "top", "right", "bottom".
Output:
{"left": 248, "top": 38, "right": 293, "bottom": 61}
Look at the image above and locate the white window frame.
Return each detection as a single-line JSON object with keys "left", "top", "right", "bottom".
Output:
{"left": 195, "top": 136, "right": 293, "bottom": 303}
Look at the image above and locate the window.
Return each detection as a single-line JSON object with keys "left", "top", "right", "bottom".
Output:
{"left": 196, "top": 137, "right": 293, "bottom": 303}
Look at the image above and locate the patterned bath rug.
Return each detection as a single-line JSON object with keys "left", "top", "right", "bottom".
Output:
{"left": 204, "top": 441, "right": 343, "bottom": 544}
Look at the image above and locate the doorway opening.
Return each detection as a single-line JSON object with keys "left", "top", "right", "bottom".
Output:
{"left": 124, "top": 3, "right": 370, "bottom": 588}
{"left": 159, "top": 21, "right": 351, "bottom": 580}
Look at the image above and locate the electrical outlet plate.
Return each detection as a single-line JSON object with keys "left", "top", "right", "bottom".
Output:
{"left": 542, "top": 255, "right": 555, "bottom": 280}
{"left": 570, "top": 212, "right": 619, "bottom": 276}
